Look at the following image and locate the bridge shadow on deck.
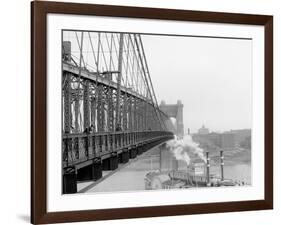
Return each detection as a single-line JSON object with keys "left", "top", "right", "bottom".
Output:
{"left": 63, "top": 136, "right": 173, "bottom": 194}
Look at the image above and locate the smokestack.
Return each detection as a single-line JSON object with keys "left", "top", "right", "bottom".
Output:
{"left": 220, "top": 150, "right": 224, "bottom": 181}
{"left": 206, "top": 151, "right": 210, "bottom": 186}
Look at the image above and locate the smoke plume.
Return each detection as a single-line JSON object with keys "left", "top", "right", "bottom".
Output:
{"left": 166, "top": 134, "right": 206, "bottom": 166}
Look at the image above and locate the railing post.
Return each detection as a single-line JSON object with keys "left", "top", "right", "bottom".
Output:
{"left": 74, "top": 137, "right": 79, "bottom": 160}
{"left": 128, "top": 95, "right": 133, "bottom": 132}
{"left": 63, "top": 138, "right": 68, "bottom": 166}
{"left": 97, "top": 85, "right": 103, "bottom": 132}
{"left": 74, "top": 96, "right": 79, "bottom": 133}
{"left": 123, "top": 93, "right": 128, "bottom": 131}
{"left": 90, "top": 96, "right": 96, "bottom": 132}
{"left": 84, "top": 135, "right": 89, "bottom": 158}
{"left": 92, "top": 135, "right": 96, "bottom": 157}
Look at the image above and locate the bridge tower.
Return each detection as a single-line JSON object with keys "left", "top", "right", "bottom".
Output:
{"left": 159, "top": 100, "right": 184, "bottom": 138}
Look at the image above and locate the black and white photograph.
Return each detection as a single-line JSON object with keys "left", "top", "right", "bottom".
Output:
{"left": 62, "top": 30, "right": 252, "bottom": 194}
{"left": 0, "top": 0, "right": 277, "bottom": 223}
{"left": 27, "top": 1, "right": 274, "bottom": 224}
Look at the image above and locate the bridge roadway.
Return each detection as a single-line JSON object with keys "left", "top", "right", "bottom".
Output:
{"left": 63, "top": 130, "right": 174, "bottom": 194}
{"left": 77, "top": 141, "right": 164, "bottom": 193}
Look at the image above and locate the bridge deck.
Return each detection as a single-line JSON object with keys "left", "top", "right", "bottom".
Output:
{"left": 63, "top": 130, "right": 174, "bottom": 169}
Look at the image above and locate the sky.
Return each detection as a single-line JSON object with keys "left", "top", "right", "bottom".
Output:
{"left": 63, "top": 31, "right": 252, "bottom": 134}
{"left": 141, "top": 34, "right": 252, "bottom": 133}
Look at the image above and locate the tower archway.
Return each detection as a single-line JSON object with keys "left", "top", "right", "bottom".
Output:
{"left": 159, "top": 100, "right": 184, "bottom": 138}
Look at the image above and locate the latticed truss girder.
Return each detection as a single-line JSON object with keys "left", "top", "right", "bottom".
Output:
{"left": 62, "top": 31, "right": 172, "bottom": 134}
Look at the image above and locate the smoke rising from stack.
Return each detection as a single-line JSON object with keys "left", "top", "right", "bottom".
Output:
{"left": 166, "top": 134, "right": 206, "bottom": 166}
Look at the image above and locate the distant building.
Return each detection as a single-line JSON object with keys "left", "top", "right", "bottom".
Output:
{"left": 192, "top": 131, "right": 235, "bottom": 150}
{"left": 198, "top": 125, "right": 209, "bottom": 135}
{"left": 221, "top": 132, "right": 236, "bottom": 148}
{"left": 192, "top": 132, "right": 219, "bottom": 150}
{"left": 192, "top": 127, "right": 251, "bottom": 151}
{"left": 230, "top": 129, "right": 251, "bottom": 144}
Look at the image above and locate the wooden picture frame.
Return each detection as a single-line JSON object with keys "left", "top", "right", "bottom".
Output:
{"left": 31, "top": 1, "right": 273, "bottom": 224}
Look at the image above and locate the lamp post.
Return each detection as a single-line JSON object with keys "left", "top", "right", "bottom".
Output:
{"left": 220, "top": 150, "right": 224, "bottom": 181}
{"left": 206, "top": 151, "right": 210, "bottom": 186}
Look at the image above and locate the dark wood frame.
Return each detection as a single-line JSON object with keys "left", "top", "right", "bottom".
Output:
{"left": 31, "top": 1, "right": 273, "bottom": 224}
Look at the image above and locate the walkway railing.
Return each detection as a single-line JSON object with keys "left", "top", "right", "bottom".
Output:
{"left": 63, "top": 130, "right": 174, "bottom": 168}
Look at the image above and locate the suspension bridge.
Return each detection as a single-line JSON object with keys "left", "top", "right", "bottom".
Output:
{"left": 62, "top": 31, "right": 184, "bottom": 194}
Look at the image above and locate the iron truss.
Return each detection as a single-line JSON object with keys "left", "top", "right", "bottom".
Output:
{"left": 62, "top": 31, "right": 175, "bottom": 168}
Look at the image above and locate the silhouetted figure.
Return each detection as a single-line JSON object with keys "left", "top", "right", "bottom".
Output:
{"left": 116, "top": 123, "right": 122, "bottom": 132}
{"left": 83, "top": 127, "right": 90, "bottom": 134}
{"left": 89, "top": 124, "right": 95, "bottom": 133}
